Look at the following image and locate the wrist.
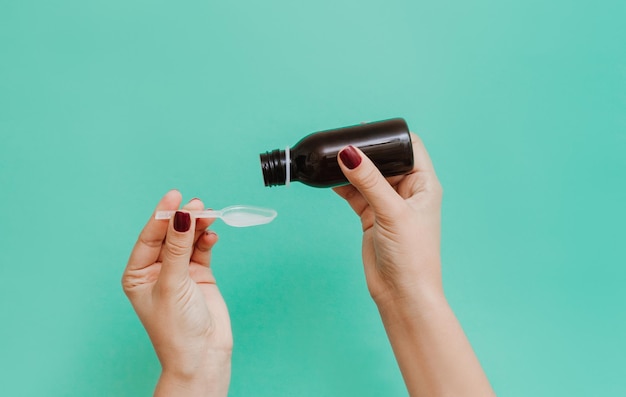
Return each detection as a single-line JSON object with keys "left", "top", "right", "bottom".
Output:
{"left": 368, "top": 254, "right": 444, "bottom": 310}
{"left": 156, "top": 349, "right": 232, "bottom": 397}
{"left": 374, "top": 281, "right": 447, "bottom": 321}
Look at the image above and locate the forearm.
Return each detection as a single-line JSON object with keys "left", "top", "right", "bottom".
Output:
{"left": 377, "top": 288, "right": 495, "bottom": 397}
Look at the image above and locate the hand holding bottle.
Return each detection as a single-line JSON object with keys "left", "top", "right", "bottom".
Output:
{"left": 122, "top": 190, "right": 232, "bottom": 397}
{"left": 334, "top": 133, "right": 444, "bottom": 305}
{"left": 334, "top": 135, "right": 495, "bottom": 397}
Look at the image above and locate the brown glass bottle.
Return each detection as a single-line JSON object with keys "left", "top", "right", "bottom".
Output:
{"left": 260, "top": 118, "right": 414, "bottom": 188}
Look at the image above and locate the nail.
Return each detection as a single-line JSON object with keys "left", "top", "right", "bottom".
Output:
{"left": 174, "top": 211, "right": 191, "bottom": 232}
{"left": 339, "top": 145, "right": 362, "bottom": 170}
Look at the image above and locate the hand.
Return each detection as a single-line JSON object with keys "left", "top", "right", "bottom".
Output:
{"left": 334, "top": 134, "right": 444, "bottom": 306}
{"left": 335, "top": 136, "right": 495, "bottom": 396}
{"left": 122, "top": 190, "right": 232, "bottom": 397}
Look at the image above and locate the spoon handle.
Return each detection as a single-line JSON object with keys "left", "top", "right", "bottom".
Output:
{"left": 155, "top": 210, "right": 222, "bottom": 220}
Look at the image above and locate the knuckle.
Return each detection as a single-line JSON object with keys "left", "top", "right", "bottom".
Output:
{"left": 359, "top": 166, "right": 381, "bottom": 192}
{"left": 121, "top": 273, "right": 139, "bottom": 296}
{"left": 121, "top": 275, "right": 131, "bottom": 293}
{"left": 431, "top": 179, "right": 444, "bottom": 199}
{"left": 138, "top": 236, "right": 162, "bottom": 249}
{"left": 165, "top": 238, "right": 189, "bottom": 257}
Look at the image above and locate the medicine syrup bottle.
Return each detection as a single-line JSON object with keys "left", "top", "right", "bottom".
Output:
{"left": 260, "top": 118, "right": 414, "bottom": 188}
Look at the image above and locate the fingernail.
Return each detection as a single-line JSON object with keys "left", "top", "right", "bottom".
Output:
{"left": 339, "top": 145, "right": 362, "bottom": 169}
{"left": 174, "top": 211, "right": 191, "bottom": 232}
{"left": 190, "top": 197, "right": 201, "bottom": 202}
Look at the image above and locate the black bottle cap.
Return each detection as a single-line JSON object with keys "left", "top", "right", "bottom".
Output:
{"left": 260, "top": 149, "right": 287, "bottom": 187}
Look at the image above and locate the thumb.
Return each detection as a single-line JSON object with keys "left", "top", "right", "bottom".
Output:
{"left": 337, "top": 145, "right": 405, "bottom": 219}
{"left": 159, "top": 210, "right": 195, "bottom": 289}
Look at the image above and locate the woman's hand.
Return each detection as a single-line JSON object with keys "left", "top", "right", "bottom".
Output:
{"left": 122, "top": 190, "right": 232, "bottom": 397}
{"left": 333, "top": 133, "right": 444, "bottom": 306}
{"left": 334, "top": 135, "right": 495, "bottom": 397}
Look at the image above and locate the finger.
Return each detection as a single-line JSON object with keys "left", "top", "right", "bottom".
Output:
{"left": 400, "top": 133, "right": 443, "bottom": 199}
{"left": 180, "top": 198, "right": 215, "bottom": 245}
{"left": 333, "top": 172, "right": 410, "bottom": 213}
{"left": 409, "top": 133, "right": 437, "bottom": 173}
{"left": 126, "top": 189, "right": 182, "bottom": 272}
{"left": 158, "top": 210, "right": 196, "bottom": 288}
{"left": 337, "top": 145, "right": 405, "bottom": 220}
{"left": 191, "top": 230, "right": 219, "bottom": 268}
{"left": 332, "top": 184, "right": 369, "bottom": 217}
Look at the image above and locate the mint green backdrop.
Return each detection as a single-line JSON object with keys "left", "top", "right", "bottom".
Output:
{"left": 1, "top": 1, "right": 624, "bottom": 396}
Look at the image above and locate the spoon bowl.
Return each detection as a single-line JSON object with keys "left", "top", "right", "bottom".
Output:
{"left": 219, "top": 205, "right": 277, "bottom": 227}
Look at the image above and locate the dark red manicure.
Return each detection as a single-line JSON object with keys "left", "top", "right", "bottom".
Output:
{"left": 339, "top": 145, "right": 362, "bottom": 170}
{"left": 174, "top": 211, "right": 191, "bottom": 232}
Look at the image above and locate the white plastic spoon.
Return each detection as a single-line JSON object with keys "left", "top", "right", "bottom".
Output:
{"left": 155, "top": 205, "right": 277, "bottom": 227}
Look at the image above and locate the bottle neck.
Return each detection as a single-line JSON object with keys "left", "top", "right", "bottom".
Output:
{"left": 260, "top": 148, "right": 290, "bottom": 187}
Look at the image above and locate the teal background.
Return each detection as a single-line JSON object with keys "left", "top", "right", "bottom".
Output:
{"left": 1, "top": 0, "right": 625, "bottom": 395}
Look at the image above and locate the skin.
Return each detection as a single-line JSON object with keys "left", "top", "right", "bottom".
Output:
{"left": 122, "top": 193, "right": 232, "bottom": 397}
{"left": 123, "top": 133, "right": 495, "bottom": 396}
{"left": 333, "top": 134, "right": 495, "bottom": 396}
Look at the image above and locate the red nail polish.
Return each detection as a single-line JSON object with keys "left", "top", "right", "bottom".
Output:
{"left": 174, "top": 211, "right": 191, "bottom": 232}
{"left": 339, "top": 145, "right": 362, "bottom": 170}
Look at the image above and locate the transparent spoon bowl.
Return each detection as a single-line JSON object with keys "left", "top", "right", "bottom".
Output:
{"left": 155, "top": 205, "right": 277, "bottom": 227}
